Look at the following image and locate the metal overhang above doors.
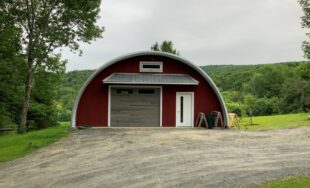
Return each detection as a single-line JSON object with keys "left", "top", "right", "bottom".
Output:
{"left": 102, "top": 73, "right": 199, "bottom": 85}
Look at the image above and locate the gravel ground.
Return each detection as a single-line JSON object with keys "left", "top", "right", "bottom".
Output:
{"left": 0, "top": 127, "right": 310, "bottom": 188}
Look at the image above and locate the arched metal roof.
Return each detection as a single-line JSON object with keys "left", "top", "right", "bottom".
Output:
{"left": 71, "top": 51, "right": 228, "bottom": 128}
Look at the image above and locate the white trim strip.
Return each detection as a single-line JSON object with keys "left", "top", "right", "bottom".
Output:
{"left": 108, "top": 86, "right": 111, "bottom": 127}
{"left": 176, "top": 92, "right": 194, "bottom": 127}
{"left": 139, "top": 61, "right": 163, "bottom": 72}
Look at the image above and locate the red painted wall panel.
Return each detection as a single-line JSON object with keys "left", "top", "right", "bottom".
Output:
{"left": 76, "top": 55, "right": 222, "bottom": 127}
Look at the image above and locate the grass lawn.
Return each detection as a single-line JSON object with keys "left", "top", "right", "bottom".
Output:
{"left": 261, "top": 176, "right": 310, "bottom": 188}
{"left": 0, "top": 122, "right": 70, "bottom": 163}
{"left": 238, "top": 113, "right": 310, "bottom": 130}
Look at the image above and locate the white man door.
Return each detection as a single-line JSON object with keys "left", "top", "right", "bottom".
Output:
{"left": 176, "top": 92, "right": 194, "bottom": 127}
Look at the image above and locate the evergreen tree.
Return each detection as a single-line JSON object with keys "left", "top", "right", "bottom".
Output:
{"left": 151, "top": 40, "right": 179, "bottom": 55}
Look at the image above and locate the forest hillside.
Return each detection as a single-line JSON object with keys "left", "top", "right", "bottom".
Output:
{"left": 55, "top": 61, "right": 310, "bottom": 121}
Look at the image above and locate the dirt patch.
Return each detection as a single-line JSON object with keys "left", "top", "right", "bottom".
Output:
{"left": 0, "top": 127, "right": 310, "bottom": 188}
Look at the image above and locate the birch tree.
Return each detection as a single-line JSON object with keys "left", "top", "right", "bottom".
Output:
{"left": 0, "top": 0, "right": 103, "bottom": 133}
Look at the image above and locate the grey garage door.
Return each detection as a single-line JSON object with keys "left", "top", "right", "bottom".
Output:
{"left": 110, "top": 88, "right": 160, "bottom": 127}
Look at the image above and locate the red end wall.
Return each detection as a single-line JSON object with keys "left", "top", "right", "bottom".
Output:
{"left": 76, "top": 55, "right": 222, "bottom": 127}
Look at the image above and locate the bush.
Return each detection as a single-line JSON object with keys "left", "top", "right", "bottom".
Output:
{"left": 27, "top": 102, "right": 58, "bottom": 130}
{"left": 0, "top": 102, "right": 16, "bottom": 129}
{"left": 280, "top": 78, "right": 310, "bottom": 113}
{"left": 251, "top": 97, "right": 280, "bottom": 116}
{"left": 58, "top": 109, "right": 72, "bottom": 121}
{"left": 226, "top": 102, "right": 245, "bottom": 116}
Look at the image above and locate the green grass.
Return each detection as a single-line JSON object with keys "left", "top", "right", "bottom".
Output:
{"left": 0, "top": 122, "right": 70, "bottom": 163}
{"left": 238, "top": 113, "right": 310, "bottom": 130}
{"left": 261, "top": 176, "right": 310, "bottom": 188}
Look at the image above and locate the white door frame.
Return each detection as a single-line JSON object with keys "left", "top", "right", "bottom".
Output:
{"left": 175, "top": 92, "right": 194, "bottom": 127}
{"left": 108, "top": 85, "right": 162, "bottom": 127}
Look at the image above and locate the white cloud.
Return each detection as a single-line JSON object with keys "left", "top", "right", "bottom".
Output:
{"left": 63, "top": 0, "right": 307, "bottom": 71}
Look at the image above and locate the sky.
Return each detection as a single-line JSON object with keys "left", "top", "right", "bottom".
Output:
{"left": 63, "top": 0, "right": 307, "bottom": 71}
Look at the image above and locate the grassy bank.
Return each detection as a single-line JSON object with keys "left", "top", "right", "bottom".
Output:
{"left": 0, "top": 122, "right": 70, "bottom": 163}
{"left": 239, "top": 113, "right": 310, "bottom": 130}
{"left": 261, "top": 176, "right": 310, "bottom": 188}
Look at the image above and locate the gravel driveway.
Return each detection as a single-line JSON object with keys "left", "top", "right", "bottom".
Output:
{"left": 1, "top": 127, "right": 310, "bottom": 188}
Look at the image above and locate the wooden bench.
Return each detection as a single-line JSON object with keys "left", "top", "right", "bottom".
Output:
{"left": 211, "top": 111, "right": 224, "bottom": 128}
{"left": 195, "top": 111, "right": 224, "bottom": 128}
{"left": 195, "top": 112, "right": 209, "bottom": 128}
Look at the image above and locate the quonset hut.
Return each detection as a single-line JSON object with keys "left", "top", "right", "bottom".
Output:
{"left": 72, "top": 51, "right": 228, "bottom": 128}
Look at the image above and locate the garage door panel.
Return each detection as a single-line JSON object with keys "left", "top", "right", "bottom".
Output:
{"left": 110, "top": 88, "right": 160, "bottom": 127}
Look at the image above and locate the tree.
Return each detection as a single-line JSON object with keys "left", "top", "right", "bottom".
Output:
{"left": 280, "top": 62, "right": 310, "bottom": 113}
{"left": 250, "top": 66, "right": 287, "bottom": 98}
{"left": 0, "top": 0, "right": 104, "bottom": 133}
{"left": 244, "top": 94, "right": 255, "bottom": 125}
{"left": 151, "top": 40, "right": 179, "bottom": 55}
{"left": 300, "top": 0, "right": 310, "bottom": 59}
{"left": 28, "top": 61, "right": 65, "bottom": 130}
{"left": 0, "top": 9, "right": 25, "bottom": 129}
{"left": 55, "top": 69, "right": 94, "bottom": 121}
{"left": 280, "top": 78, "right": 310, "bottom": 113}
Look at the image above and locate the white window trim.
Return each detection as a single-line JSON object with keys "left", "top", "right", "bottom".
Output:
{"left": 139, "top": 61, "right": 163, "bottom": 72}
{"left": 108, "top": 85, "right": 162, "bottom": 127}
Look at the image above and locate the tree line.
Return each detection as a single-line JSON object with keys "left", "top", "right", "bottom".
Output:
{"left": 53, "top": 61, "right": 310, "bottom": 122}
{"left": 1, "top": 37, "right": 309, "bottom": 130}
{"left": 203, "top": 62, "right": 310, "bottom": 117}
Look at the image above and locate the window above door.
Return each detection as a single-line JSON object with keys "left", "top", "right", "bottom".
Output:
{"left": 140, "top": 61, "right": 163, "bottom": 72}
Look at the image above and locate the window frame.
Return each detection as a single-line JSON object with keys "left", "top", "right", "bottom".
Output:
{"left": 116, "top": 89, "right": 133, "bottom": 95}
{"left": 139, "top": 61, "right": 163, "bottom": 73}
